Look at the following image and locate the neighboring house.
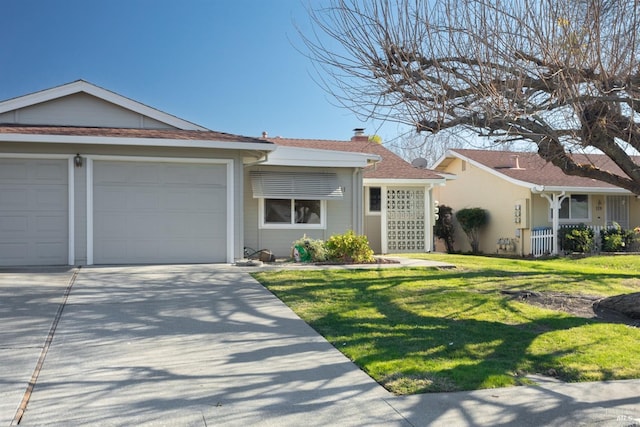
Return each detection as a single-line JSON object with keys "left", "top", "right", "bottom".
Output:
{"left": 0, "top": 81, "right": 442, "bottom": 267}
{"left": 432, "top": 149, "right": 640, "bottom": 256}
{"left": 257, "top": 132, "right": 446, "bottom": 255}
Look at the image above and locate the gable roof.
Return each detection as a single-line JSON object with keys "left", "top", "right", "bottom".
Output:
{"left": 436, "top": 148, "right": 637, "bottom": 193}
{"left": 0, "top": 80, "right": 208, "bottom": 131}
{"left": 268, "top": 136, "right": 445, "bottom": 181}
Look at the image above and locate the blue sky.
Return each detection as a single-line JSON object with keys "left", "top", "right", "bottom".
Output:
{"left": 0, "top": 0, "right": 402, "bottom": 142}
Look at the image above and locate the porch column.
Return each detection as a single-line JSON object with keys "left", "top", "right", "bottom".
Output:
{"left": 540, "top": 192, "right": 567, "bottom": 255}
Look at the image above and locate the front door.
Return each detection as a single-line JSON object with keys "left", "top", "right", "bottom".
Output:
{"left": 606, "top": 195, "right": 629, "bottom": 229}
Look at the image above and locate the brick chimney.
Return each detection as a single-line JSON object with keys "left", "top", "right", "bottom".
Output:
{"left": 351, "top": 128, "right": 368, "bottom": 142}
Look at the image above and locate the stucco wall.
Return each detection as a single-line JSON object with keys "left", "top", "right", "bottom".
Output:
{"left": 433, "top": 158, "right": 531, "bottom": 255}
{"left": 243, "top": 165, "right": 358, "bottom": 258}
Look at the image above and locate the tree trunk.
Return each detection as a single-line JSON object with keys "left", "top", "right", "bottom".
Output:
{"left": 596, "top": 293, "right": 640, "bottom": 319}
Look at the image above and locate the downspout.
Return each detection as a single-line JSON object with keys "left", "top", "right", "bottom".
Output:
{"left": 352, "top": 168, "right": 363, "bottom": 234}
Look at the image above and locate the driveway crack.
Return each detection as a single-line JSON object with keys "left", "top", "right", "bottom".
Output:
{"left": 11, "top": 266, "right": 81, "bottom": 425}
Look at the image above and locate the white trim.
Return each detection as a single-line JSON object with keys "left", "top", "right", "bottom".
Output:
{"left": 258, "top": 198, "right": 327, "bottom": 230}
{"left": 365, "top": 186, "right": 382, "bottom": 216}
{"left": 67, "top": 157, "right": 75, "bottom": 265}
{"left": 0, "top": 133, "right": 275, "bottom": 152}
{"left": 0, "top": 80, "right": 208, "bottom": 130}
{"left": 533, "top": 185, "right": 630, "bottom": 194}
{"left": 265, "top": 146, "right": 379, "bottom": 168}
{"left": 86, "top": 158, "right": 94, "bottom": 265}
{"left": 425, "top": 185, "right": 433, "bottom": 252}
{"left": 0, "top": 153, "right": 75, "bottom": 266}
{"left": 0, "top": 153, "right": 71, "bottom": 160}
{"left": 226, "top": 160, "right": 234, "bottom": 264}
{"left": 547, "top": 194, "right": 592, "bottom": 223}
{"left": 381, "top": 185, "right": 388, "bottom": 253}
{"left": 364, "top": 178, "right": 446, "bottom": 186}
{"left": 85, "top": 155, "right": 234, "bottom": 265}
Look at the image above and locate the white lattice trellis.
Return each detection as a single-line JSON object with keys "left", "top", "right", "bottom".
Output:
{"left": 386, "top": 188, "right": 426, "bottom": 252}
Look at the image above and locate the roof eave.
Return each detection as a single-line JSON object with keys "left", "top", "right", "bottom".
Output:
{"left": 364, "top": 178, "right": 447, "bottom": 185}
{"left": 0, "top": 133, "right": 276, "bottom": 152}
{"left": 531, "top": 185, "right": 632, "bottom": 194}
{"left": 263, "top": 146, "right": 380, "bottom": 168}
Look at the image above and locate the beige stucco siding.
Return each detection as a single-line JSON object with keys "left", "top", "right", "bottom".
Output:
{"left": 243, "top": 166, "right": 358, "bottom": 258}
{"left": 434, "top": 158, "right": 531, "bottom": 254}
{"left": 0, "top": 93, "right": 173, "bottom": 129}
{"left": 364, "top": 215, "right": 382, "bottom": 253}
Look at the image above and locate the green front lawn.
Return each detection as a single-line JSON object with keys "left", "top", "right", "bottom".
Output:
{"left": 252, "top": 254, "right": 640, "bottom": 394}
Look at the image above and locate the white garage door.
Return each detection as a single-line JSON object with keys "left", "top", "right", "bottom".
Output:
{"left": 0, "top": 158, "right": 68, "bottom": 266}
{"left": 93, "top": 160, "right": 227, "bottom": 264}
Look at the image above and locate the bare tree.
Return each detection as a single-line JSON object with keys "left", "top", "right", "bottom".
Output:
{"left": 302, "top": 0, "right": 640, "bottom": 194}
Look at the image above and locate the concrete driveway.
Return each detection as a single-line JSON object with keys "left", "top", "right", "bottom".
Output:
{"left": 1, "top": 264, "right": 639, "bottom": 426}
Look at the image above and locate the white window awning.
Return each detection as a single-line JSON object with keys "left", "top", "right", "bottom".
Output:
{"left": 250, "top": 171, "right": 343, "bottom": 200}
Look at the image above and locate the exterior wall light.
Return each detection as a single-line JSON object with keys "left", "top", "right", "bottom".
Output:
{"left": 74, "top": 154, "right": 83, "bottom": 167}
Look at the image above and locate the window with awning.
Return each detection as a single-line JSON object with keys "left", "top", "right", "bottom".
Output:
{"left": 250, "top": 171, "right": 343, "bottom": 200}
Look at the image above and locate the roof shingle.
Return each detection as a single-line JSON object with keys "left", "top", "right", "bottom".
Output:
{"left": 269, "top": 136, "right": 444, "bottom": 180}
{"left": 0, "top": 125, "right": 271, "bottom": 144}
{"left": 449, "top": 149, "right": 639, "bottom": 189}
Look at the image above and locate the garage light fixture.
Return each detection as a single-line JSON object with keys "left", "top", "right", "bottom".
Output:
{"left": 74, "top": 154, "right": 83, "bottom": 168}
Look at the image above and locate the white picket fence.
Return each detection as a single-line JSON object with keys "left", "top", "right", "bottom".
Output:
{"left": 530, "top": 225, "right": 610, "bottom": 257}
{"left": 531, "top": 228, "right": 554, "bottom": 257}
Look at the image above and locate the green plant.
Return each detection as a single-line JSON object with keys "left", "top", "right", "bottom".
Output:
{"left": 559, "top": 225, "right": 595, "bottom": 253}
{"left": 434, "top": 204, "right": 455, "bottom": 253}
{"left": 601, "top": 223, "right": 627, "bottom": 252}
{"left": 455, "top": 207, "right": 488, "bottom": 253}
{"left": 291, "top": 235, "right": 327, "bottom": 262}
{"left": 325, "top": 230, "right": 374, "bottom": 263}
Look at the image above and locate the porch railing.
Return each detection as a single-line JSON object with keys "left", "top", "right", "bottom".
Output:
{"left": 530, "top": 225, "right": 613, "bottom": 257}
{"left": 531, "top": 227, "right": 554, "bottom": 257}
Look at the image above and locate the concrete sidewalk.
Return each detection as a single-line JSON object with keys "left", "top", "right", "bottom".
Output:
{"left": 1, "top": 264, "right": 639, "bottom": 426}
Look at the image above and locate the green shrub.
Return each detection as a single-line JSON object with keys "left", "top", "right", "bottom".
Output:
{"left": 601, "top": 224, "right": 640, "bottom": 252}
{"left": 434, "top": 204, "right": 455, "bottom": 253}
{"left": 291, "top": 235, "right": 327, "bottom": 262}
{"left": 559, "top": 225, "right": 594, "bottom": 253}
{"left": 455, "top": 207, "right": 489, "bottom": 254}
{"left": 325, "top": 230, "right": 375, "bottom": 263}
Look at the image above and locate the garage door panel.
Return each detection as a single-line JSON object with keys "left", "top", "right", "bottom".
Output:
{"left": 35, "top": 162, "right": 67, "bottom": 181}
{"left": 0, "top": 163, "right": 28, "bottom": 180}
{"left": 0, "top": 216, "right": 28, "bottom": 233}
{"left": 0, "top": 158, "right": 68, "bottom": 266}
{"left": 36, "top": 214, "right": 67, "bottom": 234}
{"left": 36, "top": 188, "right": 67, "bottom": 209}
{"left": 37, "top": 241, "right": 67, "bottom": 261}
{"left": 93, "top": 161, "right": 227, "bottom": 264}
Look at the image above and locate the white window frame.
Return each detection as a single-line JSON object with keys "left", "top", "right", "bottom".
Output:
{"left": 365, "top": 186, "right": 382, "bottom": 215}
{"left": 259, "top": 198, "right": 327, "bottom": 229}
{"left": 549, "top": 194, "right": 591, "bottom": 223}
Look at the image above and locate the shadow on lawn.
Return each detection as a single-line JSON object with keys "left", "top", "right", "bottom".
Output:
{"left": 287, "top": 267, "right": 638, "bottom": 394}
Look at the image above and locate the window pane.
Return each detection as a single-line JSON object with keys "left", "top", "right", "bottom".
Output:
{"left": 295, "top": 200, "right": 321, "bottom": 223}
{"left": 265, "top": 199, "right": 291, "bottom": 223}
{"left": 570, "top": 195, "right": 589, "bottom": 219}
{"left": 369, "top": 187, "right": 381, "bottom": 212}
{"left": 558, "top": 198, "right": 570, "bottom": 219}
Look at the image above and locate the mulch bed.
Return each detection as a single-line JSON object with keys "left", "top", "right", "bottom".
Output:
{"left": 502, "top": 290, "right": 639, "bottom": 327}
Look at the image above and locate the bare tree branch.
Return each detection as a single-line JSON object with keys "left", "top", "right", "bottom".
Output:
{"left": 301, "top": 0, "right": 640, "bottom": 194}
